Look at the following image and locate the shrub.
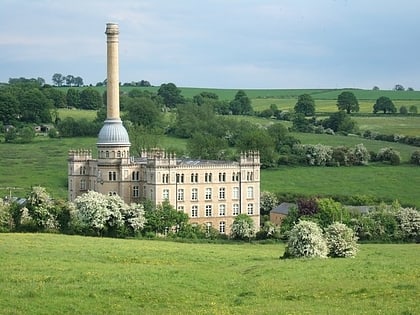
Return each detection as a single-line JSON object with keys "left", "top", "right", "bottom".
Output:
{"left": 283, "top": 220, "right": 328, "bottom": 259}
{"left": 396, "top": 207, "right": 420, "bottom": 242}
{"left": 230, "top": 214, "right": 256, "bottom": 240}
{"left": 410, "top": 151, "right": 420, "bottom": 165}
{"left": 376, "top": 147, "right": 401, "bottom": 165}
{"left": 325, "top": 222, "right": 358, "bottom": 258}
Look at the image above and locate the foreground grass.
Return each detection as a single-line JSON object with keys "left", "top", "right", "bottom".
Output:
{"left": 0, "top": 234, "right": 418, "bottom": 315}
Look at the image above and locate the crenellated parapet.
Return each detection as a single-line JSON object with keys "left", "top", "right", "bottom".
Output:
{"left": 68, "top": 149, "right": 93, "bottom": 161}
{"left": 239, "top": 151, "right": 260, "bottom": 166}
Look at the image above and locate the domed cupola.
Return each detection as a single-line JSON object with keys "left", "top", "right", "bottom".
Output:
{"left": 97, "top": 119, "right": 130, "bottom": 147}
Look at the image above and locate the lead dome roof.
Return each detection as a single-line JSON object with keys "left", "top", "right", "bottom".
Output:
{"left": 97, "top": 119, "right": 130, "bottom": 146}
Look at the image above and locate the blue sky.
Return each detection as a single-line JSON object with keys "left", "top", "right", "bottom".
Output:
{"left": 1, "top": 0, "right": 419, "bottom": 89}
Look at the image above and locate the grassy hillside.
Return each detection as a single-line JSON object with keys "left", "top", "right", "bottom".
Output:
{"left": 0, "top": 234, "right": 418, "bottom": 315}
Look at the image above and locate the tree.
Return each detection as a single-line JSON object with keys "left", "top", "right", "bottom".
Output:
{"left": 337, "top": 91, "right": 359, "bottom": 114}
{"left": 294, "top": 94, "right": 315, "bottom": 116}
{"left": 143, "top": 200, "right": 188, "bottom": 235}
{"left": 19, "top": 88, "right": 52, "bottom": 123}
{"left": 65, "top": 75, "right": 74, "bottom": 86}
{"left": 157, "top": 83, "right": 184, "bottom": 108}
{"left": 74, "top": 76, "right": 84, "bottom": 87}
{"left": 322, "top": 111, "right": 357, "bottom": 133}
{"left": 42, "top": 87, "right": 67, "bottom": 108}
{"left": 230, "top": 214, "right": 256, "bottom": 240}
{"left": 66, "top": 89, "right": 80, "bottom": 108}
{"left": 79, "top": 88, "right": 103, "bottom": 110}
{"left": 408, "top": 105, "right": 418, "bottom": 114}
{"left": 0, "top": 88, "right": 19, "bottom": 124}
{"left": 187, "top": 132, "right": 228, "bottom": 160}
{"left": 229, "top": 90, "right": 253, "bottom": 115}
{"left": 394, "top": 84, "right": 405, "bottom": 91}
{"left": 52, "top": 73, "right": 65, "bottom": 86}
{"left": 124, "top": 96, "right": 163, "bottom": 129}
{"left": 260, "top": 191, "right": 278, "bottom": 216}
{"left": 267, "top": 123, "right": 299, "bottom": 153}
{"left": 399, "top": 106, "right": 408, "bottom": 114}
{"left": 373, "top": 96, "right": 396, "bottom": 114}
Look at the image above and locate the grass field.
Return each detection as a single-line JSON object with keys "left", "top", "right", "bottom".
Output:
{"left": 0, "top": 132, "right": 419, "bottom": 206}
{"left": 0, "top": 234, "right": 418, "bottom": 315}
{"left": 261, "top": 165, "right": 420, "bottom": 207}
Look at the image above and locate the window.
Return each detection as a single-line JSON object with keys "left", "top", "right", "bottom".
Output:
{"left": 218, "top": 172, "right": 226, "bottom": 182}
{"left": 205, "top": 205, "right": 212, "bottom": 217}
{"left": 108, "top": 191, "right": 117, "bottom": 196}
{"left": 133, "top": 186, "right": 139, "bottom": 197}
{"left": 247, "top": 203, "right": 254, "bottom": 215}
{"left": 247, "top": 171, "right": 254, "bottom": 181}
{"left": 80, "top": 179, "right": 86, "bottom": 190}
{"left": 219, "top": 204, "right": 226, "bottom": 216}
{"left": 206, "top": 222, "right": 212, "bottom": 234}
{"left": 80, "top": 166, "right": 86, "bottom": 175}
{"left": 233, "top": 187, "right": 239, "bottom": 199}
{"left": 247, "top": 186, "right": 254, "bottom": 199}
{"left": 162, "top": 189, "right": 169, "bottom": 200}
{"left": 177, "top": 205, "right": 184, "bottom": 212}
{"left": 191, "top": 173, "right": 198, "bottom": 183}
{"left": 162, "top": 173, "right": 169, "bottom": 183}
{"left": 219, "top": 187, "right": 225, "bottom": 200}
{"left": 176, "top": 173, "right": 184, "bottom": 183}
{"left": 205, "top": 172, "right": 212, "bottom": 182}
{"left": 233, "top": 204, "right": 239, "bottom": 216}
{"left": 177, "top": 189, "right": 184, "bottom": 201}
{"left": 132, "top": 171, "right": 140, "bottom": 181}
{"left": 117, "top": 150, "right": 121, "bottom": 158}
{"left": 108, "top": 171, "right": 116, "bottom": 181}
{"left": 106, "top": 151, "right": 109, "bottom": 158}
{"left": 191, "top": 188, "right": 198, "bottom": 201}
{"left": 232, "top": 172, "right": 240, "bottom": 182}
{"left": 219, "top": 221, "right": 226, "bottom": 234}
{"left": 205, "top": 188, "right": 212, "bottom": 200}
{"left": 191, "top": 205, "right": 198, "bottom": 218}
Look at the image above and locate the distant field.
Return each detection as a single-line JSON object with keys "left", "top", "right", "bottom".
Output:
{"left": 0, "top": 234, "right": 418, "bottom": 314}
{"left": 1, "top": 133, "right": 419, "bottom": 206}
{"left": 261, "top": 165, "right": 420, "bottom": 208}
{"left": 57, "top": 108, "right": 97, "bottom": 121}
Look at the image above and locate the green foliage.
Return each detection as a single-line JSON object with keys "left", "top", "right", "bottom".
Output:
{"left": 79, "top": 88, "right": 103, "bottom": 110}
{"left": 294, "top": 94, "right": 315, "bottom": 116}
{"left": 337, "top": 91, "right": 359, "bottom": 114}
{"left": 410, "top": 150, "right": 420, "bottom": 165}
{"left": 283, "top": 220, "right": 328, "bottom": 259}
{"left": 229, "top": 90, "right": 253, "bottom": 115}
{"left": 0, "top": 87, "right": 19, "bottom": 124}
{"left": 322, "top": 110, "right": 357, "bottom": 133}
{"left": 230, "top": 214, "right": 256, "bottom": 240}
{"left": 325, "top": 222, "right": 359, "bottom": 258}
{"left": 20, "top": 88, "right": 52, "bottom": 123}
{"left": 143, "top": 200, "right": 188, "bottom": 235}
{"left": 373, "top": 96, "right": 397, "bottom": 114}
{"left": 123, "top": 96, "right": 163, "bottom": 129}
{"left": 158, "top": 82, "right": 185, "bottom": 108}
{"left": 376, "top": 147, "right": 401, "bottom": 165}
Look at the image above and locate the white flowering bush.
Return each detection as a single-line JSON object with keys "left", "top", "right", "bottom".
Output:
{"left": 325, "top": 222, "right": 359, "bottom": 258}
{"left": 351, "top": 143, "right": 370, "bottom": 166}
{"left": 0, "top": 200, "right": 12, "bottom": 232}
{"left": 73, "top": 191, "right": 146, "bottom": 237}
{"left": 122, "top": 203, "right": 146, "bottom": 233}
{"left": 283, "top": 220, "right": 328, "bottom": 258}
{"left": 377, "top": 147, "right": 401, "bottom": 165}
{"left": 260, "top": 191, "right": 278, "bottom": 216}
{"left": 294, "top": 144, "right": 333, "bottom": 166}
{"left": 396, "top": 207, "right": 420, "bottom": 242}
{"left": 230, "top": 214, "right": 256, "bottom": 240}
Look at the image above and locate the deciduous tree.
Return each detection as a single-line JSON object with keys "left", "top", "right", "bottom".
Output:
{"left": 337, "top": 91, "right": 359, "bottom": 114}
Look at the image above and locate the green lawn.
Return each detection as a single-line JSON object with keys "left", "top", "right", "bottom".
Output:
{"left": 261, "top": 165, "right": 420, "bottom": 207}
{"left": 0, "top": 234, "right": 418, "bottom": 315}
